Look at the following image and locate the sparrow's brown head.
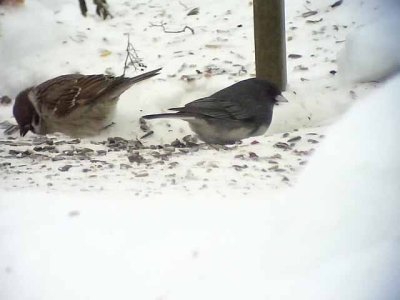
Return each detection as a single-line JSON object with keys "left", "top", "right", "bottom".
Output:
{"left": 13, "top": 88, "right": 39, "bottom": 136}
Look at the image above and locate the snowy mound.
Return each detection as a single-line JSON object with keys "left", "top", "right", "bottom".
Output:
{"left": 265, "top": 73, "right": 400, "bottom": 300}
{"left": 0, "top": 74, "right": 399, "bottom": 300}
{"left": 338, "top": 1, "right": 400, "bottom": 82}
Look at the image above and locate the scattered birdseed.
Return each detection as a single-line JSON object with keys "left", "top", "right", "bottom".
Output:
{"left": 134, "top": 171, "right": 149, "bottom": 177}
{"left": 58, "top": 165, "right": 72, "bottom": 172}
{"left": 187, "top": 7, "right": 199, "bottom": 16}
{"left": 302, "top": 11, "right": 318, "bottom": 18}
{"left": 232, "top": 164, "right": 248, "bottom": 171}
{"left": 287, "top": 136, "right": 302, "bottom": 143}
{"left": 273, "top": 142, "right": 290, "bottom": 150}
{"left": 120, "top": 163, "right": 132, "bottom": 170}
{"left": 307, "top": 139, "right": 319, "bottom": 144}
{"left": 249, "top": 152, "right": 259, "bottom": 159}
{"left": 288, "top": 54, "right": 302, "bottom": 59}
{"left": 128, "top": 152, "right": 146, "bottom": 164}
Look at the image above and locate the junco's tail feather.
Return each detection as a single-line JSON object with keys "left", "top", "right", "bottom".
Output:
{"left": 142, "top": 112, "right": 196, "bottom": 120}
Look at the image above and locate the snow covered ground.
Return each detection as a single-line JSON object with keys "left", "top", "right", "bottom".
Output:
{"left": 0, "top": 0, "right": 399, "bottom": 299}
{"left": 0, "top": 0, "right": 380, "bottom": 193}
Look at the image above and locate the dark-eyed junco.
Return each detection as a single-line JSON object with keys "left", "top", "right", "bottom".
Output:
{"left": 142, "top": 78, "right": 287, "bottom": 144}
{"left": 13, "top": 68, "right": 161, "bottom": 137}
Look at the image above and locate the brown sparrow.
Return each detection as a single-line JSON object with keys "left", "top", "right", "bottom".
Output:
{"left": 13, "top": 68, "right": 161, "bottom": 137}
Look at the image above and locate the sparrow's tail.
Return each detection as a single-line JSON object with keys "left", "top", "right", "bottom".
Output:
{"left": 126, "top": 68, "right": 162, "bottom": 84}
{"left": 108, "top": 68, "right": 162, "bottom": 98}
{"left": 141, "top": 112, "right": 195, "bottom": 120}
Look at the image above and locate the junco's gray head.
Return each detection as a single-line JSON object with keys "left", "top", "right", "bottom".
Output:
{"left": 142, "top": 78, "right": 287, "bottom": 144}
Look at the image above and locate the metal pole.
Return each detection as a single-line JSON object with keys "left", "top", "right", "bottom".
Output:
{"left": 253, "top": 0, "right": 287, "bottom": 90}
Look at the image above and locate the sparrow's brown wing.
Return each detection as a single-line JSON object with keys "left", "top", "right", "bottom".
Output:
{"left": 35, "top": 74, "right": 117, "bottom": 117}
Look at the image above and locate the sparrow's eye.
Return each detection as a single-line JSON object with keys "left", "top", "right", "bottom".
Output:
{"left": 31, "top": 114, "right": 41, "bottom": 134}
{"left": 32, "top": 114, "right": 40, "bottom": 126}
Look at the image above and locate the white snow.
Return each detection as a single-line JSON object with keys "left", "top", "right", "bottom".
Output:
{"left": 0, "top": 0, "right": 399, "bottom": 299}
{"left": 263, "top": 74, "right": 400, "bottom": 299}
{"left": 338, "top": 2, "right": 400, "bottom": 83}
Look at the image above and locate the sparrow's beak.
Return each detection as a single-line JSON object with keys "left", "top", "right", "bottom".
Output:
{"left": 20, "top": 125, "right": 30, "bottom": 137}
{"left": 275, "top": 94, "right": 289, "bottom": 105}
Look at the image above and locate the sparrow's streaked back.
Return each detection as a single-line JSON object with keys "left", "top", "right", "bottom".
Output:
{"left": 13, "top": 68, "right": 161, "bottom": 137}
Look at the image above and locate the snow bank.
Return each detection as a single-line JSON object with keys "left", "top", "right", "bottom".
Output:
{"left": 338, "top": 0, "right": 400, "bottom": 82}
{"left": 265, "top": 73, "right": 400, "bottom": 299}
{"left": 1, "top": 75, "right": 399, "bottom": 300}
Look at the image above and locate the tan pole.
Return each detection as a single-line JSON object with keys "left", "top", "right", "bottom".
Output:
{"left": 253, "top": 0, "right": 287, "bottom": 90}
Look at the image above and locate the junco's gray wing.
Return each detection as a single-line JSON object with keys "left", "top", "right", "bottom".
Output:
{"left": 170, "top": 96, "right": 259, "bottom": 120}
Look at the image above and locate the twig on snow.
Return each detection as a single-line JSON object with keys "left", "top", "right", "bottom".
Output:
{"left": 178, "top": 0, "right": 188, "bottom": 10}
{"left": 150, "top": 22, "right": 195, "bottom": 35}
{"left": 122, "top": 34, "right": 146, "bottom": 76}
